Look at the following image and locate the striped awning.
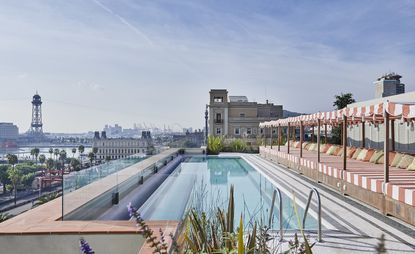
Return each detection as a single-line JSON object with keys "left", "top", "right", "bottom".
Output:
{"left": 259, "top": 102, "right": 415, "bottom": 127}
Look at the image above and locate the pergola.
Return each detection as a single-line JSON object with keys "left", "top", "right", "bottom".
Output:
{"left": 260, "top": 102, "right": 415, "bottom": 184}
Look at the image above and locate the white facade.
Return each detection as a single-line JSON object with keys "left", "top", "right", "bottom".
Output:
{"left": 0, "top": 122, "right": 19, "bottom": 140}
{"left": 92, "top": 134, "right": 153, "bottom": 160}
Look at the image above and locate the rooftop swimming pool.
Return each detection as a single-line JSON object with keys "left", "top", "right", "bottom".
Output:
{"left": 138, "top": 156, "right": 318, "bottom": 230}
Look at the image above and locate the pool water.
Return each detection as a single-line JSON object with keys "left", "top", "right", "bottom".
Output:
{"left": 138, "top": 156, "right": 318, "bottom": 230}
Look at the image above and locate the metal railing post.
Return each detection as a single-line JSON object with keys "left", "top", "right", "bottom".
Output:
{"left": 268, "top": 187, "right": 283, "bottom": 241}
{"left": 302, "top": 188, "right": 322, "bottom": 242}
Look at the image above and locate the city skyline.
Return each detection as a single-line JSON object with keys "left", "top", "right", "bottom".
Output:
{"left": 1, "top": 0, "right": 415, "bottom": 132}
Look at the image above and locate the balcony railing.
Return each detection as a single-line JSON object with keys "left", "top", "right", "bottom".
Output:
{"left": 215, "top": 119, "right": 224, "bottom": 124}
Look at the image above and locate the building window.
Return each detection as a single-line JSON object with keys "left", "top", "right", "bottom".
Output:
{"left": 253, "top": 128, "right": 257, "bottom": 134}
{"left": 235, "top": 128, "right": 240, "bottom": 135}
{"left": 213, "top": 96, "right": 223, "bottom": 103}
{"left": 240, "top": 113, "right": 245, "bottom": 118}
{"left": 247, "top": 128, "right": 252, "bottom": 135}
{"left": 260, "top": 128, "right": 264, "bottom": 134}
{"left": 216, "top": 128, "right": 222, "bottom": 135}
{"left": 215, "top": 113, "right": 222, "bottom": 123}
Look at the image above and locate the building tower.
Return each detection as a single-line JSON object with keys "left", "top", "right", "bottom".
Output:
{"left": 374, "top": 72, "right": 405, "bottom": 98}
{"left": 29, "top": 92, "right": 43, "bottom": 135}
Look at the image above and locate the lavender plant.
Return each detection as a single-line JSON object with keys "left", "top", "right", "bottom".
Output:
{"left": 127, "top": 202, "right": 169, "bottom": 254}
{"left": 79, "top": 238, "right": 95, "bottom": 254}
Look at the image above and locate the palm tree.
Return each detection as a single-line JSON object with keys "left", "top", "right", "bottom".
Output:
{"left": 32, "top": 192, "right": 61, "bottom": 208}
{"left": 30, "top": 148, "right": 36, "bottom": 162}
{"left": 7, "top": 166, "right": 21, "bottom": 205}
{"left": 33, "top": 147, "right": 40, "bottom": 165}
{"left": 38, "top": 154, "right": 46, "bottom": 165}
{"left": 6, "top": 154, "right": 17, "bottom": 168}
{"left": 92, "top": 147, "right": 98, "bottom": 163}
{"left": 53, "top": 148, "right": 59, "bottom": 161}
{"left": 78, "top": 145, "right": 85, "bottom": 167}
{"left": 72, "top": 147, "right": 77, "bottom": 158}
{"left": 46, "top": 158, "right": 54, "bottom": 170}
{"left": 48, "top": 148, "right": 53, "bottom": 159}
{"left": 0, "top": 213, "right": 12, "bottom": 222}
{"left": 59, "top": 150, "right": 67, "bottom": 172}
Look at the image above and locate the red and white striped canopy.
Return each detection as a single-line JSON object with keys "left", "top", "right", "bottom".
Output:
{"left": 259, "top": 102, "right": 415, "bottom": 127}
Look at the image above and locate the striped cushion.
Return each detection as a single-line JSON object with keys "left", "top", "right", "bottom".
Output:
{"left": 335, "top": 146, "right": 344, "bottom": 156}
{"left": 391, "top": 153, "right": 403, "bottom": 167}
{"left": 398, "top": 155, "right": 414, "bottom": 169}
{"left": 369, "top": 150, "right": 384, "bottom": 163}
{"left": 326, "top": 145, "right": 338, "bottom": 155}
{"left": 346, "top": 147, "right": 357, "bottom": 158}
{"left": 352, "top": 148, "right": 362, "bottom": 159}
{"left": 407, "top": 159, "right": 415, "bottom": 170}
{"left": 363, "top": 149, "right": 375, "bottom": 162}
{"left": 321, "top": 144, "right": 331, "bottom": 153}
{"left": 357, "top": 149, "right": 368, "bottom": 161}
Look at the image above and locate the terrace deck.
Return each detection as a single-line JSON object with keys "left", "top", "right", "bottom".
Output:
{"left": 260, "top": 146, "right": 415, "bottom": 225}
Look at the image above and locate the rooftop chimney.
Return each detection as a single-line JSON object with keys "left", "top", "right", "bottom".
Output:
{"left": 94, "top": 131, "right": 100, "bottom": 139}
{"left": 101, "top": 131, "right": 107, "bottom": 139}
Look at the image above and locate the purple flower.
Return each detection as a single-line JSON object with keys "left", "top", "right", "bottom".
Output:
{"left": 127, "top": 202, "right": 136, "bottom": 217}
{"left": 79, "top": 238, "right": 95, "bottom": 254}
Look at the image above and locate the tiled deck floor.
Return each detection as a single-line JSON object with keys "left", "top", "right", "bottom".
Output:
{"left": 261, "top": 146, "right": 415, "bottom": 207}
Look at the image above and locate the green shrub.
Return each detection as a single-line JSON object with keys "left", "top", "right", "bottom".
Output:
{"left": 230, "top": 139, "right": 247, "bottom": 152}
{"left": 207, "top": 136, "right": 224, "bottom": 155}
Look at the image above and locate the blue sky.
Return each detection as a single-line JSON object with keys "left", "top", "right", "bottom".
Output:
{"left": 0, "top": 0, "right": 414, "bottom": 132}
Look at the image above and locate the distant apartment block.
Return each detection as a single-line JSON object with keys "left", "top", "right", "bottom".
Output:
{"left": 92, "top": 131, "right": 153, "bottom": 160}
{"left": 0, "top": 122, "right": 19, "bottom": 140}
{"left": 208, "top": 89, "right": 283, "bottom": 138}
{"left": 374, "top": 73, "right": 405, "bottom": 98}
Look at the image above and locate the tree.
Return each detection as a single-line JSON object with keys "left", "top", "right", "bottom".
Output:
{"left": 333, "top": 92, "right": 355, "bottom": 110}
{"left": 78, "top": 145, "right": 85, "bottom": 167}
{"left": 70, "top": 158, "right": 81, "bottom": 171}
{"left": 33, "top": 147, "right": 40, "bottom": 164}
{"left": 53, "top": 148, "right": 59, "bottom": 160}
{"left": 72, "top": 147, "right": 77, "bottom": 158}
{"left": 39, "top": 154, "right": 46, "bottom": 165}
{"left": 7, "top": 166, "right": 22, "bottom": 205}
{"left": 46, "top": 158, "right": 54, "bottom": 170}
{"left": 87, "top": 152, "right": 95, "bottom": 166}
{"left": 332, "top": 93, "right": 356, "bottom": 144}
{"left": 105, "top": 156, "right": 111, "bottom": 163}
{"left": 0, "top": 165, "right": 11, "bottom": 194}
{"left": 6, "top": 154, "right": 18, "bottom": 168}
{"left": 30, "top": 148, "right": 35, "bottom": 162}
{"left": 59, "top": 150, "right": 67, "bottom": 171}
{"left": 48, "top": 148, "right": 53, "bottom": 159}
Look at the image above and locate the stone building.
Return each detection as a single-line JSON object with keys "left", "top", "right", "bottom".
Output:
{"left": 208, "top": 89, "right": 283, "bottom": 139}
{"left": 92, "top": 131, "right": 153, "bottom": 160}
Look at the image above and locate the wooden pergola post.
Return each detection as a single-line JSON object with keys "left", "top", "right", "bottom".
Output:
{"left": 317, "top": 119, "right": 321, "bottom": 163}
{"left": 264, "top": 127, "right": 267, "bottom": 148}
{"left": 300, "top": 121, "right": 304, "bottom": 158}
{"left": 384, "top": 112, "right": 390, "bottom": 183}
{"left": 270, "top": 127, "right": 273, "bottom": 149}
{"left": 340, "top": 122, "right": 343, "bottom": 146}
{"left": 391, "top": 119, "right": 395, "bottom": 151}
{"left": 361, "top": 121, "right": 366, "bottom": 148}
{"left": 287, "top": 123, "right": 290, "bottom": 154}
{"left": 324, "top": 124, "right": 328, "bottom": 144}
{"left": 311, "top": 125, "right": 315, "bottom": 143}
{"left": 278, "top": 124, "right": 281, "bottom": 151}
{"left": 342, "top": 115, "right": 347, "bottom": 173}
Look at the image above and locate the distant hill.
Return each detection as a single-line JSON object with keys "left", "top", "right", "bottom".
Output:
{"left": 283, "top": 110, "right": 304, "bottom": 118}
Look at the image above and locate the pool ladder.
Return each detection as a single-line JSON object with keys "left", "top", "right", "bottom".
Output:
{"left": 269, "top": 187, "right": 322, "bottom": 242}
